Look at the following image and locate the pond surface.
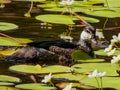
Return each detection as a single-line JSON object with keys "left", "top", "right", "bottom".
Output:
{"left": 0, "top": 1, "right": 120, "bottom": 89}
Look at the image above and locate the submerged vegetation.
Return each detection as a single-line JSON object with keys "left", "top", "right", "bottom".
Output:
{"left": 0, "top": 0, "right": 120, "bottom": 90}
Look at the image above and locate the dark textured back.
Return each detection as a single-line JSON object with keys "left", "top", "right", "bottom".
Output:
{"left": 27, "top": 40, "right": 77, "bottom": 50}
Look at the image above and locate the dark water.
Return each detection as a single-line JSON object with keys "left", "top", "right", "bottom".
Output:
{"left": 0, "top": 1, "right": 120, "bottom": 83}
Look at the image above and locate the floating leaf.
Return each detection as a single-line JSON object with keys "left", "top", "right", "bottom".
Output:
{"left": 81, "top": 76, "right": 120, "bottom": 89}
{"left": 40, "top": 65, "right": 71, "bottom": 73}
{"left": 37, "top": 2, "right": 60, "bottom": 8}
{"left": 84, "top": 9, "right": 120, "bottom": 18}
{"left": 0, "top": 82, "right": 14, "bottom": 86}
{"left": 72, "top": 63, "right": 117, "bottom": 76}
{"left": 0, "top": 86, "right": 19, "bottom": 90}
{"left": 9, "top": 64, "right": 42, "bottom": 74}
{"left": 76, "top": 59, "right": 105, "bottom": 63}
{"left": 90, "top": 0, "right": 120, "bottom": 8}
{"left": 112, "top": 8, "right": 120, "bottom": 13}
{"left": 53, "top": 73, "right": 85, "bottom": 81}
{"left": 0, "top": 75, "right": 21, "bottom": 83}
{"left": 72, "top": 1, "right": 104, "bottom": 7}
{"left": 54, "top": 76, "right": 96, "bottom": 89}
{"left": 94, "top": 48, "right": 120, "bottom": 56}
{"left": 9, "top": 65, "right": 71, "bottom": 74}
{"left": 13, "top": 0, "right": 45, "bottom": 2}
{"left": 39, "top": 1, "right": 103, "bottom": 9}
{"left": 0, "top": 22, "right": 18, "bottom": 31}
{"left": 82, "top": 16, "right": 99, "bottom": 23}
{"left": 0, "top": 49, "right": 19, "bottom": 56}
{"left": 15, "top": 83, "right": 55, "bottom": 90}
{"left": 73, "top": 16, "right": 99, "bottom": 23}
{"left": 104, "top": 0, "right": 120, "bottom": 8}
{"left": 0, "top": 37, "right": 32, "bottom": 46}
{"left": 44, "top": 7, "right": 88, "bottom": 12}
{"left": 35, "top": 14, "right": 75, "bottom": 25}
{"left": 71, "top": 50, "right": 92, "bottom": 60}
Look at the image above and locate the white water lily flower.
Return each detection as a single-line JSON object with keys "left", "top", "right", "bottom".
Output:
{"left": 111, "top": 39, "right": 117, "bottom": 45}
{"left": 98, "top": 72, "right": 106, "bottom": 77}
{"left": 88, "top": 69, "right": 98, "bottom": 78}
{"left": 111, "top": 36, "right": 118, "bottom": 45}
{"left": 111, "top": 55, "right": 120, "bottom": 64}
{"left": 111, "top": 33, "right": 120, "bottom": 46}
{"left": 59, "top": 34, "right": 73, "bottom": 42}
{"left": 111, "top": 33, "right": 120, "bottom": 42}
{"left": 41, "top": 73, "right": 52, "bottom": 83}
{"left": 104, "top": 45, "right": 112, "bottom": 52}
{"left": 107, "top": 48, "right": 116, "bottom": 56}
{"left": 63, "top": 83, "right": 72, "bottom": 90}
{"left": 60, "top": 0, "right": 74, "bottom": 5}
{"left": 88, "top": 69, "right": 106, "bottom": 78}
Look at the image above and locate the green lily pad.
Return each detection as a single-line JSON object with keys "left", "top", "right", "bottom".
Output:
{"left": 9, "top": 65, "right": 71, "bottom": 74}
{"left": 44, "top": 7, "right": 88, "bottom": 13}
{"left": 0, "top": 86, "right": 19, "bottom": 90}
{"left": 72, "top": 63, "right": 117, "bottom": 76}
{"left": 94, "top": 48, "right": 120, "bottom": 56}
{"left": 53, "top": 73, "right": 86, "bottom": 81}
{"left": 13, "top": 0, "right": 45, "bottom": 2}
{"left": 112, "top": 8, "right": 120, "bottom": 13}
{"left": 40, "top": 65, "right": 71, "bottom": 73}
{"left": 53, "top": 74, "right": 96, "bottom": 89}
{"left": 39, "top": 1, "right": 104, "bottom": 9}
{"left": 71, "top": 50, "right": 92, "bottom": 60}
{"left": 73, "top": 16, "right": 99, "bottom": 23}
{"left": 0, "top": 49, "right": 19, "bottom": 56}
{"left": 9, "top": 64, "right": 42, "bottom": 74}
{"left": 0, "top": 82, "right": 14, "bottom": 86}
{"left": 0, "top": 75, "right": 21, "bottom": 83}
{"left": 15, "top": 83, "right": 55, "bottom": 90}
{"left": 37, "top": 2, "right": 60, "bottom": 8}
{"left": 81, "top": 76, "right": 120, "bottom": 89}
{"left": 35, "top": 14, "right": 75, "bottom": 25}
{"left": 82, "top": 16, "right": 99, "bottom": 23}
{"left": 76, "top": 59, "right": 105, "bottom": 63}
{"left": 72, "top": 1, "right": 103, "bottom": 7}
{"left": 84, "top": 9, "right": 120, "bottom": 18}
{"left": 0, "top": 22, "right": 18, "bottom": 31}
{"left": 0, "top": 37, "right": 32, "bottom": 46}
{"left": 103, "top": 0, "right": 120, "bottom": 8}
{"left": 90, "top": 0, "right": 120, "bottom": 8}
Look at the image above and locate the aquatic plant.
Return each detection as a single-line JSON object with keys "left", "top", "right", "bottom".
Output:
{"left": 111, "top": 55, "right": 120, "bottom": 75}
{"left": 41, "top": 73, "right": 52, "bottom": 83}
{"left": 104, "top": 33, "right": 120, "bottom": 56}
{"left": 88, "top": 69, "right": 106, "bottom": 90}
{"left": 62, "top": 83, "right": 72, "bottom": 90}
{"left": 0, "top": 0, "right": 120, "bottom": 90}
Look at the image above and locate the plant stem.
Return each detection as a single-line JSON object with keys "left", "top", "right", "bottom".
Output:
{"left": 100, "top": 77, "right": 103, "bottom": 90}
{"left": 95, "top": 77, "right": 101, "bottom": 90}
{"left": 0, "top": 32, "right": 25, "bottom": 45}
{"left": 105, "top": 0, "right": 110, "bottom": 9}
{"left": 29, "top": 75, "right": 37, "bottom": 83}
{"left": 28, "top": 1, "right": 33, "bottom": 13}
{"left": 49, "top": 80, "right": 55, "bottom": 87}
{"left": 55, "top": 0, "right": 59, "bottom": 7}
{"left": 70, "top": 10, "right": 90, "bottom": 26}
{"left": 103, "top": 18, "right": 108, "bottom": 30}
{"left": 61, "top": 9, "right": 91, "bottom": 26}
